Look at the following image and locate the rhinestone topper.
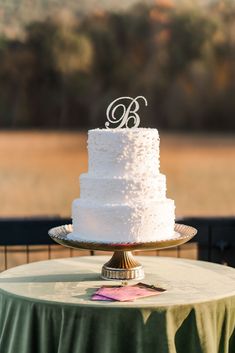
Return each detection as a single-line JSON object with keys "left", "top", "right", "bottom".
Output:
{"left": 105, "top": 96, "right": 148, "bottom": 129}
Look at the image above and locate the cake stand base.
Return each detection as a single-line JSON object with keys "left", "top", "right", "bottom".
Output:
{"left": 101, "top": 251, "right": 144, "bottom": 280}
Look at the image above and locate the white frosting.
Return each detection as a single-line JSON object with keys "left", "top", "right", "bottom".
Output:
{"left": 70, "top": 128, "right": 176, "bottom": 243}
{"left": 88, "top": 128, "right": 160, "bottom": 177}
{"left": 71, "top": 199, "right": 175, "bottom": 243}
{"left": 80, "top": 173, "right": 166, "bottom": 204}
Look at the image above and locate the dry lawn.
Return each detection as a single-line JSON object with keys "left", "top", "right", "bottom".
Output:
{"left": 0, "top": 131, "right": 235, "bottom": 218}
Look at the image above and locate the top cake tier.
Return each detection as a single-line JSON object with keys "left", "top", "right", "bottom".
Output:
{"left": 88, "top": 128, "right": 160, "bottom": 177}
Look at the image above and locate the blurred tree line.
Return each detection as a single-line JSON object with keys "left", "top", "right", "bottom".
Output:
{"left": 0, "top": 0, "right": 235, "bottom": 130}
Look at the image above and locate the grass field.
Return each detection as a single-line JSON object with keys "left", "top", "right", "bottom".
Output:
{"left": 0, "top": 131, "right": 235, "bottom": 218}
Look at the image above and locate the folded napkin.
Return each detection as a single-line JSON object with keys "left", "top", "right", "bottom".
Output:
{"left": 91, "top": 282, "right": 166, "bottom": 302}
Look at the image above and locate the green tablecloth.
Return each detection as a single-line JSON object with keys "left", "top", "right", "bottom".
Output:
{"left": 0, "top": 256, "right": 235, "bottom": 353}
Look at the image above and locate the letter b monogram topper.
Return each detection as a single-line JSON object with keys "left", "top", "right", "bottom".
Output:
{"left": 105, "top": 96, "right": 148, "bottom": 129}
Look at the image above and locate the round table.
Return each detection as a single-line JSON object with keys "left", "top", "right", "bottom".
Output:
{"left": 0, "top": 256, "right": 235, "bottom": 353}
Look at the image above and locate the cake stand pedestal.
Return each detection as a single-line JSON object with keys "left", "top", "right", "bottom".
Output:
{"left": 48, "top": 224, "right": 197, "bottom": 280}
{"left": 101, "top": 251, "right": 144, "bottom": 280}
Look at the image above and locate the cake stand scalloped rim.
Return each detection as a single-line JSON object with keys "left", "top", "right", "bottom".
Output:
{"left": 48, "top": 223, "right": 197, "bottom": 252}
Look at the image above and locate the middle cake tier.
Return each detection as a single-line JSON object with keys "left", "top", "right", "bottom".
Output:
{"left": 80, "top": 173, "right": 167, "bottom": 204}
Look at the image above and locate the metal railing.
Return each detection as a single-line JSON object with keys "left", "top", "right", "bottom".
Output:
{"left": 0, "top": 217, "right": 234, "bottom": 270}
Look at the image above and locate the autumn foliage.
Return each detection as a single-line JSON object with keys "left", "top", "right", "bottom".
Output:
{"left": 0, "top": 0, "right": 234, "bottom": 130}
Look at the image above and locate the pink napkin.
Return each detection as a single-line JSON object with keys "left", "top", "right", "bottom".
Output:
{"left": 91, "top": 283, "right": 166, "bottom": 302}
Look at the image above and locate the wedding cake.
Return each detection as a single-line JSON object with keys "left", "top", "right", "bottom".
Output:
{"left": 69, "top": 127, "right": 176, "bottom": 243}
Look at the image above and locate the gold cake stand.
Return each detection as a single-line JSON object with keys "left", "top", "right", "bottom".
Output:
{"left": 48, "top": 224, "right": 197, "bottom": 280}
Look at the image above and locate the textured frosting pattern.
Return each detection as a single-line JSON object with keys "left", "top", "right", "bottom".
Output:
{"left": 88, "top": 128, "right": 160, "bottom": 177}
{"left": 80, "top": 173, "right": 166, "bottom": 204}
{"left": 71, "top": 199, "right": 175, "bottom": 242}
{"left": 70, "top": 128, "right": 176, "bottom": 243}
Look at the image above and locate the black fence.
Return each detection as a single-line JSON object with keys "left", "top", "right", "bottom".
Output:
{"left": 0, "top": 217, "right": 235, "bottom": 267}
{"left": 177, "top": 217, "right": 235, "bottom": 266}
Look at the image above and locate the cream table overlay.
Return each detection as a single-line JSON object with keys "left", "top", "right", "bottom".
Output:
{"left": 0, "top": 256, "right": 235, "bottom": 307}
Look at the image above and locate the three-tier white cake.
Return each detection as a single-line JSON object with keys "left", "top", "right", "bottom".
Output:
{"left": 69, "top": 127, "right": 176, "bottom": 243}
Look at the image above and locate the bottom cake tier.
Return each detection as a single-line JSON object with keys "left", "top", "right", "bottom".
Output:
{"left": 70, "top": 199, "right": 175, "bottom": 243}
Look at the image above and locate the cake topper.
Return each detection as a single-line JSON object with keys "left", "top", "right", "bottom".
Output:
{"left": 105, "top": 96, "right": 148, "bottom": 129}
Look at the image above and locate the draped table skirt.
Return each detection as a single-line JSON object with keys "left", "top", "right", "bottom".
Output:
{"left": 0, "top": 256, "right": 235, "bottom": 353}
